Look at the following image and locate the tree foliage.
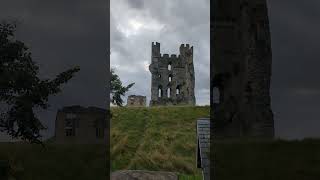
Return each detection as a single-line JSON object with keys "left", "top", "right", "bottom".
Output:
{"left": 110, "top": 68, "right": 134, "bottom": 107}
{"left": 0, "top": 22, "right": 80, "bottom": 144}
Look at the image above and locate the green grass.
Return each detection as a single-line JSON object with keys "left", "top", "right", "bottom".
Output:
{"left": 2, "top": 106, "right": 320, "bottom": 180}
{"left": 0, "top": 143, "right": 108, "bottom": 180}
{"left": 214, "top": 138, "right": 320, "bottom": 180}
{"left": 0, "top": 106, "right": 209, "bottom": 179}
{"left": 111, "top": 106, "right": 210, "bottom": 177}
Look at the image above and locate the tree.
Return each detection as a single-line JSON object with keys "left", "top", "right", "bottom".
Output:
{"left": 0, "top": 21, "right": 80, "bottom": 144}
{"left": 110, "top": 68, "right": 134, "bottom": 106}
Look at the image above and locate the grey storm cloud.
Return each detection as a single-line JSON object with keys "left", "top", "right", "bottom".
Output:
{"left": 110, "top": 0, "right": 210, "bottom": 106}
{"left": 0, "top": 0, "right": 109, "bottom": 139}
{"left": 268, "top": 0, "right": 320, "bottom": 139}
{"left": 126, "top": 0, "right": 144, "bottom": 9}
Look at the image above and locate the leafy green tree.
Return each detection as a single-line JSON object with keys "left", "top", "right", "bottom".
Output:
{"left": 110, "top": 68, "right": 134, "bottom": 107}
{"left": 0, "top": 22, "right": 80, "bottom": 144}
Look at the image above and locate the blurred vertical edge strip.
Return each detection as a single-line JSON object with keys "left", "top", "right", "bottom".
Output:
{"left": 210, "top": 0, "right": 214, "bottom": 179}
{"left": 106, "top": 0, "right": 111, "bottom": 179}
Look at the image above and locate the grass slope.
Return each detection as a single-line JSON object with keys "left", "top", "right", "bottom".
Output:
{"left": 111, "top": 106, "right": 210, "bottom": 177}
{"left": 0, "top": 143, "right": 107, "bottom": 180}
{"left": 2, "top": 106, "right": 319, "bottom": 180}
{"left": 0, "top": 106, "right": 209, "bottom": 180}
{"left": 214, "top": 139, "right": 320, "bottom": 180}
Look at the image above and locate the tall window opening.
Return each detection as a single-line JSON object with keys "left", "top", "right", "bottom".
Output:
{"left": 176, "top": 85, "right": 180, "bottom": 95}
{"left": 212, "top": 87, "right": 220, "bottom": 104}
{"left": 167, "top": 88, "right": 171, "bottom": 98}
{"left": 96, "top": 128, "right": 104, "bottom": 138}
{"left": 158, "top": 86, "right": 162, "bottom": 97}
{"left": 65, "top": 119, "right": 75, "bottom": 137}
{"left": 168, "top": 63, "right": 172, "bottom": 71}
{"left": 169, "top": 75, "right": 172, "bottom": 82}
{"left": 65, "top": 113, "right": 76, "bottom": 137}
{"left": 95, "top": 119, "right": 105, "bottom": 139}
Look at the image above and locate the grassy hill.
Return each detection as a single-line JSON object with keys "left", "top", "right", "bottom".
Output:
{"left": 1, "top": 106, "right": 320, "bottom": 180}
{"left": 214, "top": 138, "right": 320, "bottom": 180}
{"left": 111, "top": 106, "right": 210, "bottom": 178}
{"left": 0, "top": 143, "right": 108, "bottom": 180}
{"left": 111, "top": 106, "right": 320, "bottom": 179}
{"left": 0, "top": 106, "right": 209, "bottom": 180}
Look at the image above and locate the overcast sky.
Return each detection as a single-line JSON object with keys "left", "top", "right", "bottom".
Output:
{"left": 267, "top": 0, "right": 320, "bottom": 139}
{"left": 1, "top": 0, "right": 320, "bottom": 140}
{"left": 0, "top": 0, "right": 109, "bottom": 140}
{"left": 110, "top": 0, "right": 210, "bottom": 106}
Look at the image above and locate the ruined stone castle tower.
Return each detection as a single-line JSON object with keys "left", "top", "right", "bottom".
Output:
{"left": 149, "top": 42, "right": 196, "bottom": 106}
{"left": 212, "top": 0, "right": 274, "bottom": 137}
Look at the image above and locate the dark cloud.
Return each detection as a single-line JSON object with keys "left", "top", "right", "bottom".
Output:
{"left": 0, "top": 0, "right": 109, "bottom": 139}
{"left": 110, "top": 0, "right": 210, "bottom": 106}
{"left": 268, "top": 0, "right": 320, "bottom": 139}
{"left": 126, "top": 0, "right": 144, "bottom": 9}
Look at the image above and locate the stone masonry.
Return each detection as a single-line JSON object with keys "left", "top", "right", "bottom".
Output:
{"left": 196, "top": 118, "right": 210, "bottom": 180}
{"left": 55, "top": 106, "right": 107, "bottom": 144}
{"left": 111, "top": 170, "right": 178, "bottom": 180}
{"left": 126, "top": 95, "right": 147, "bottom": 107}
{"left": 212, "top": 0, "right": 274, "bottom": 137}
{"left": 149, "top": 42, "right": 196, "bottom": 106}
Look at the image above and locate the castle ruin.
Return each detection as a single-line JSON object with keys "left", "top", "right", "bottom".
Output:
{"left": 55, "top": 106, "right": 107, "bottom": 144}
{"left": 149, "top": 42, "right": 196, "bottom": 106}
{"left": 212, "top": 0, "right": 274, "bottom": 137}
{"left": 126, "top": 95, "right": 147, "bottom": 107}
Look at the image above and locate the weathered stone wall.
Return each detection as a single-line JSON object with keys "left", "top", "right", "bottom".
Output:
{"left": 111, "top": 170, "right": 178, "bottom": 180}
{"left": 212, "top": 0, "right": 274, "bottom": 137}
{"left": 149, "top": 42, "right": 196, "bottom": 106}
{"left": 126, "top": 95, "right": 146, "bottom": 107}
{"left": 55, "top": 106, "right": 108, "bottom": 144}
{"left": 196, "top": 118, "right": 210, "bottom": 180}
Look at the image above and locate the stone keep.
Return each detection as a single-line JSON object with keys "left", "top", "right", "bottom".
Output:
{"left": 149, "top": 42, "right": 196, "bottom": 106}
{"left": 212, "top": 0, "right": 274, "bottom": 137}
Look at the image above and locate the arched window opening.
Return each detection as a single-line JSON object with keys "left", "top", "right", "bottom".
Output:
{"left": 167, "top": 88, "right": 171, "bottom": 98}
{"left": 158, "top": 86, "right": 162, "bottom": 98}
{"left": 168, "top": 63, "right": 172, "bottom": 71}
{"left": 176, "top": 86, "right": 180, "bottom": 95}
{"left": 169, "top": 75, "right": 172, "bottom": 82}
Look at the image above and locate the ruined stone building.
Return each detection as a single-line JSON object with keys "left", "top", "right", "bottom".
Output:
{"left": 55, "top": 106, "right": 107, "bottom": 144}
{"left": 149, "top": 42, "right": 196, "bottom": 106}
{"left": 126, "top": 95, "right": 147, "bottom": 107}
{"left": 212, "top": 0, "right": 274, "bottom": 137}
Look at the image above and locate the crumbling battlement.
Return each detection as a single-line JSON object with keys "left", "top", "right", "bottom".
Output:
{"left": 149, "top": 42, "right": 196, "bottom": 106}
